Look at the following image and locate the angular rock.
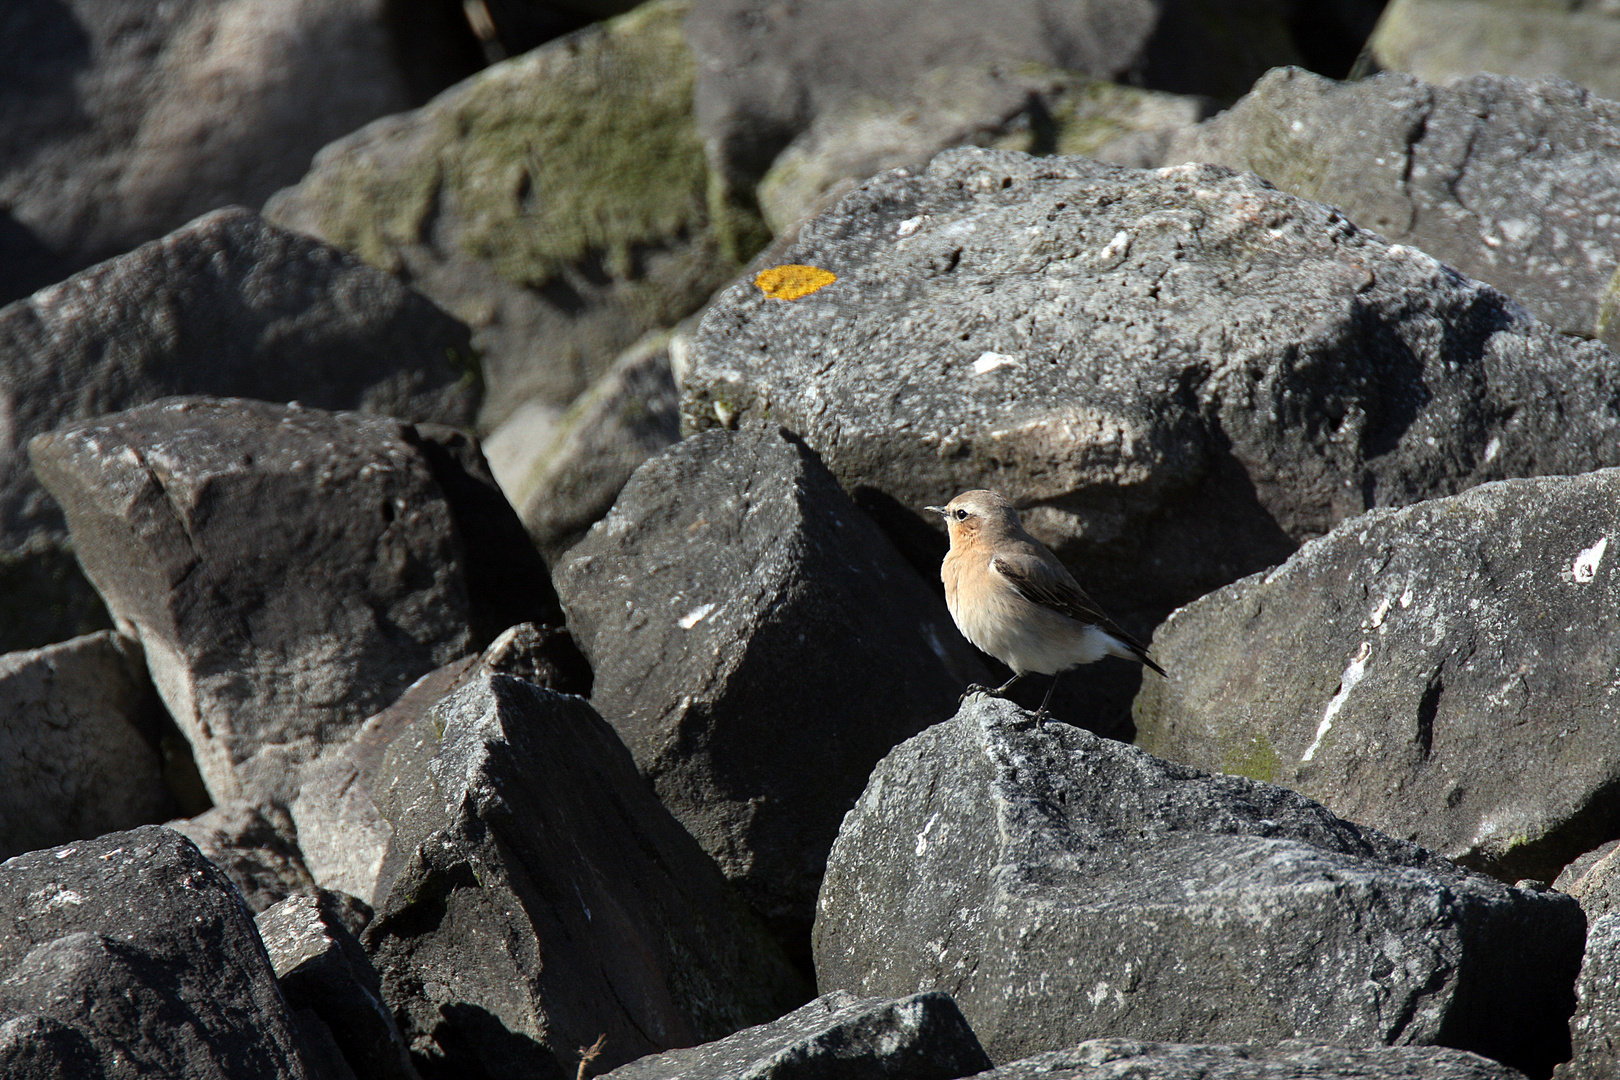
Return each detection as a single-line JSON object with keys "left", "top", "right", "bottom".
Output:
{"left": 1134, "top": 468, "right": 1620, "bottom": 884}
{"left": 1165, "top": 68, "right": 1620, "bottom": 347}
{"left": 1555, "top": 911, "right": 1620, "bottom": 1080}
{"left": 500, "top": 330, "right": 683, "bottom": 561}
{"left": 1365, "top": 0, "right": 1620, "bottom": 103}
{"left": 266, "top": 0, "right": 762, "bottom": 431}
{"left": 0, "top": 1013, "right": 102, "bottom": 1079}
{"left": 0, "top": 826, "right": 313, "bottom": 1079}
{"left": 257, "top": 893, "right": 416, "bottom": 1080}
{"left": 168, "top": 802, "right": 321, "bottom": 914}
{"left": 1554, "top": 841, "right": 1620, "bottom": 924}
{"left": 681, "top": 148, "right": 1620, "bottom": 633}
{"left": 291, "top": 625, "right": 584, "bottom": 906}
{"left": 0, "top": 630, "right": 170, "bottom": 860}
{"left": 29, "top": 397, "right": 477, "bottom": 805}
{"left": 0, "top": 206, "right": 478, "bottom": 652}
{"left": 982, "top": 1039, "right": 1528, "bottom": 1079}
{"left": 358, "top": 671, "right": 808, "bottom": 1077}
{"left": 0, "top": 0, "right": 475, "bottom": 307}
{"left": 814, "top": 696, "right": 1583, "bottom": 1077}
{"left": 687, "top": 0, "right": 1308, "bottom": 193}
{"left": 554, "top": 422, "right": 990, "bottom": 949}
{"left": 602, "top": 990, "right": 992, "bottom": 1080}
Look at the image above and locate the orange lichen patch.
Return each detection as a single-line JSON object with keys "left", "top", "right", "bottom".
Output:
{"left": 756, "top": 264, "right": 837, "bottom": 300}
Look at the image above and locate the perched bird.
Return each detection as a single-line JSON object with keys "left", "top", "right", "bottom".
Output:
{"left": 926, "top": 489, "right": 1165, "bottom": 724}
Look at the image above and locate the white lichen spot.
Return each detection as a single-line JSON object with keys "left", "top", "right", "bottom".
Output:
{"left": 1088, "top": 982, "right": 1112, "bottom": 1008}
{"left": 896, "top": 215, "right": 926, "bottom": 237}
{"left": 678, "top": 603, "right": 716, "bottom": 629}
{"left": 915, "top": 811, "right": 941, "bottom": 856}
{"left": 1303, "top": 641, "right": 1372, "bottom": 762}
{"left": 1482, "top": 435, "right": 1501, "bottom": 463}
{"left": 1399, "top": 586, "right": 1413, "bottom": 608}
{"left": 973, "top": 352, "right": 1019, "bottom": 375}
{"left": 1368, "top": 597, "right": 1392, "bottom": 629}
{"left": 1571, "top": 536, "right": 1609, "bottom": 584}
{"left": 1098, "top": 230, "right": 1131, "bottom": 261}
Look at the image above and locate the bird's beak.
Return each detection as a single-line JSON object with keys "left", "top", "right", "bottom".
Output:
{"left": 924, "top": 505, "right": 948, "bottom": 517}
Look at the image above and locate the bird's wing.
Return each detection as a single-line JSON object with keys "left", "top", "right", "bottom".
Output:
{"left": 990, "top": 551, "right": 1166, "bottom": 675}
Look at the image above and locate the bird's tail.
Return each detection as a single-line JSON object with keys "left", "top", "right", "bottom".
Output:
{"left": 1102, "top": 633, "right": 1167, "bottom": 677}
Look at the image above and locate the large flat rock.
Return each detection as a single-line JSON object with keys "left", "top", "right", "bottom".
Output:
{"left": 815, "top": 697, "right": 1582, "bottom": 1077}
{"left": 681, "top": 148, "right": 1620, "bottom": 633}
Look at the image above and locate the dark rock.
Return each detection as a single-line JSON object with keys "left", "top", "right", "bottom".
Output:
{"left": 167, "top": 802, "right": 319, "bottom": 914}
{"left": 29, "top": 397, "right": 476, "bottom": 805}
{"left": 1165, "top": 68, "right": 1620, "bottom": 347}
{"left": 681, "top": 148, "right": 1620, "bottom": 636}
{"left": 1555, "top": 911, "right": 1620, "bottom": 1080}
{"left": 265, "top": 0, "right": 760, "bottom": 433}
{"left": 1554, "top": 841, "right": 1620, "bottom": 924}
{"left": 358, "top": 671, "right": 808, "bottom": 1077}
{"left": 814, "top": 696, "right": 1582, "bottom": 1077}
{"left": 0, "top": 630, "right": 170, "bottom": 860}
{"left": 0, "top": 825, "right": 313, "bottom": 1079}
{"left": 0, "top": 206, "right": 477, "bottom": 653}
{"left": 981, "top": 1039, "right": 1528, "bottom": 1079}
{"left": 0, "top": 0, "right": 461, "bottom": 308}
{"left": 601, "top": 990, "right": 992, "bottom": 1080}
{"left": 1134, "top": 469, "right": 1620, "bottom": 884}
{"left": 0, "top": 1013, "right": 103, "bottom": 1080}
{"left": 554, "top": 422, "right": 990, "bottom": 950}
{"left": 290, "top": 625, "right": 584, "bottom": 906}
{"left": 1365, "top": 0, "right": 1620, "bottom": 102}
{"left": 257, "top": 893, "right": 417, "bottom": 1080}
{"left": 500, "top": 330, "right": 683, "bottom": 563}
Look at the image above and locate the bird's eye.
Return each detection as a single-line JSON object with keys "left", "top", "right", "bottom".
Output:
{"left": 954, "top": 508, "right": 968, "bottom": 520}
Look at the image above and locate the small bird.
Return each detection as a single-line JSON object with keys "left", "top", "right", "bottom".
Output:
{"left": 926, "top": 489, "right": 1165, "bottom": 724}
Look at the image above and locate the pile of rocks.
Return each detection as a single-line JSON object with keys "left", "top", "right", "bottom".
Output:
{"left": 9, "top": 2, "right": 1620, "bottom": 1079}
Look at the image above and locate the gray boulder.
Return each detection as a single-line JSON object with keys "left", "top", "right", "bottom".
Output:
{"left": 0, "top": 825, "right": 313, "bottom": 1079}
{"left": 0, "top": 0, "right": 469, "bottom": 307}
{"left": 602, "top": 990, "right": 992, "bottom": 1080}
{"left": 681, "top": 148, "right": 1620, "bottom": 634}
{"left": 0, "top": 206, "right": 477, "bottom": 653}
{"left": 814, "top": 696, "right": 1582, "bottom": 1077}
{"left": 554, "top": 422, "right": 990, "bottom": 950}
{"left": 0, "top": 630, "right": 170, "bottom": 860}
{"left": 1555, "top": 912, "right": 1620, "bottom": 1080}
{"left": 167, "top": 802, "right": 321, "bottom": 914}
{"left": 265, "top": 0, "right": 761, "bottom": 433}
{"left": 498, "top": 330, "right": 683, "bottom": 562}
{"left": 1165, "top": 68, "right": 1620, "bottom": 348}
{"left": 28, "top": 397, "right": 477, "bottom": 806}
{"left": 358, "top": 671, "right": 808, "bottom": 1078}
{"left": 1134, "top": 468, "right": 1620, "bottom": 884}
{"left": 1365, "top": 0, "right": 1620, "bottom": 103}
{"left": 981, "top": 1040, "right": 1527, "bottom": 1079}
{"left": 257, "top": 893, "right": 416, "bottom": 1080}
{"left": 1554, "top": 841, "right": 1620, "bottom": 924}
{"left": 0, "top": 1014, "right": 102, "bottom": 1079}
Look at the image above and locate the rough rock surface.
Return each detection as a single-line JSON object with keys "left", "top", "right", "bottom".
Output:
{"left": 814, "top": 696, "right": 1582, "bottom": 1076}
{"left": 602, "top": 990, "right": 992, "bottom": 1080}
{"left": 257, "top": 892, "right": 416, "bottom": 1080}
{"left": 1555, "top": 912, "right": 1620, "bottom": 1080}
{"left": 167, "top": 802, "right": 321, "bottom": 914}
{"left": 266, "top": 0, "right": 760, "bottom": 431}
{"left": 29, "top": 397, "right": 477, "bottom": 805}
{"left": 0, "top": 0, "right": 466, "bottom": 307}
{"left": 682, "top": 148, "right": 1620, "bottom": 633}
{"left": 0, "top": 826, "right": 313, "bottom": 1079}
{"left": 1554, "top": 841, "right": 1620, "bottom": 924}
{"left": 1366, "top": 0, "right": 1620, "bottom": 103}
{"left": 359, "top": 670, "right": 808, "bottom": 1078}
{"left": 1165, "top": 68, "right": 1620, "bottom": 347}
{"left": 1135, "top": 468, "right": 1620, "bottom": 884}
{"left": 554, "top": 422, "right": 990, "bottom": 949}
{"left": 0, "top": 206, "right": 477, "bottom": 653}
{"left": 0, "top": 630, "right": 170, "bottom": 860}
{"left": 503, "top": 330, "right": 683, "bottom": 561}
{"left": 980, "top": 1039, "right": 1528, "bottom": 1079}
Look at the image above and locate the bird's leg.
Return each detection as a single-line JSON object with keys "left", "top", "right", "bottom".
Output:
{"left": 1032, "top": 672, "right": 1061, "bottom": 727}
{"left": 960, "top": 672, "right": 1024, "bottom": 705}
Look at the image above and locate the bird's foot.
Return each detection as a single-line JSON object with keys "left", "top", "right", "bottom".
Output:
{"left": 960, "top": 682, "right": 997, "bottom": 705}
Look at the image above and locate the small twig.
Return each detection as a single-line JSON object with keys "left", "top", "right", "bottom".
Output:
{"left": 577, "top": 1033, "right": 607, "bottom": 1080}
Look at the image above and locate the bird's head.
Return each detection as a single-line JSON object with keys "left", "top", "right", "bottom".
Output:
{"left": 925, "top": 489, "right": 1022, "bottom": 542}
